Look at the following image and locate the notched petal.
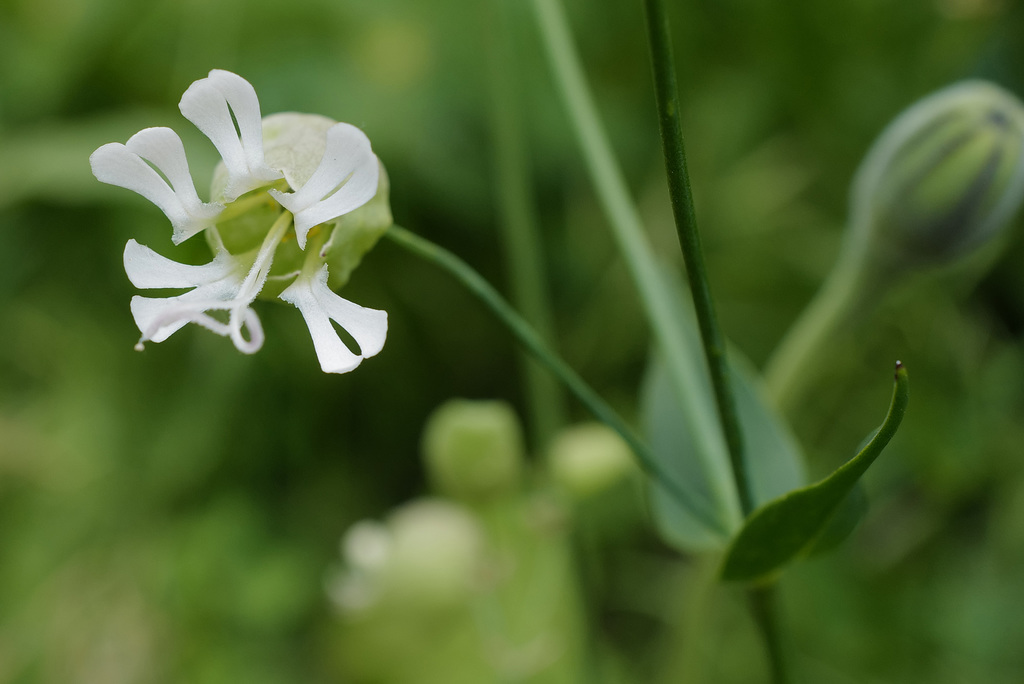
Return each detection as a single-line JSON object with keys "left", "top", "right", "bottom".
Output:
{"left": 268, "top": 122, "right": 380, "bottom": 249}
{"left": 279, "top": 264, "right": 387, "bottom": 373}
{"left": 179, "top": 69, "right": 282, "bottom": 201}
{"left": 123, "top": 239, "right": 236, "bottom": 289}
{"left": 91, "top": 128, "right": 222, "bottom": 243}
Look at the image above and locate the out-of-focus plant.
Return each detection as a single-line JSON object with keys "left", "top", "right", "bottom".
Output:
{"left": 767, "top": 80, "right": 1024, "bottom": 411}
{"left": 13, "top": 0, "right": 1023, "bottom": 682}
{"left": 327, "top": 400, "right": 590, "bottom": 684}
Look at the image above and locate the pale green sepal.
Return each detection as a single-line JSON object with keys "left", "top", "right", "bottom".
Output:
{"left": 326, "top": 161, "right": 393, "bottom": 290}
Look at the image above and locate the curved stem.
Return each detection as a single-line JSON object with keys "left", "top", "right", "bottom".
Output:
{"left": 764, "top": 251, "right": 871, "bottom": 414}
{"left": 385, "top": 224, "right": 729, "bottom": 536}
{"left": 529, "top": 0, "right": 742, "bottom": 530}
{"left": 640, "top": 0, "right": 751, "bottom": 516}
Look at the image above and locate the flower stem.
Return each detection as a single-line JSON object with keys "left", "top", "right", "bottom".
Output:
{"left": 748, "top": 586, "right": 789, "bottom": 684}
{"left": 529, "top": 0, "right": 742, "bottom": 530}
{"left": 639, "top": 4, "right": 794, "bottom": 681}
{"left": 640, "top": 0, "right": 752, "bottom": 516}
{"left": 486, "top": 0, "right": 567, "bottom": 448}
{"left": 385, "top": 224, "right": 729, "bottom": 537}
{"left": 764, "top": 252, "right": 871, "bottom": 414}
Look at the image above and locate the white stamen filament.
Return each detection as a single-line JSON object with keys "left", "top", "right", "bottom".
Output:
{"left": 227, "top": 210, "right": 293, "bottom": 351}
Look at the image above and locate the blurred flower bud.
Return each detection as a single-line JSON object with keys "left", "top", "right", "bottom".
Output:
{"left": 384, "top": 500, "right": 486, "bottom": 609}
{"left": 421, "top": 400, "right": 525, "bottom": 501}
{"left": 328, "top": 500, "right": 486, "bottom": 615}
{"left": 327, "top": 497, "right": 487, "bottom": 614}
{"left": 850, "top": 81, "right": 1024, "bottom": 271}
{"left": 547, "top": 423, "right": 634, "bottom": 499}
{"left": 342, "top": 520, "right": 393, "bottom": 572}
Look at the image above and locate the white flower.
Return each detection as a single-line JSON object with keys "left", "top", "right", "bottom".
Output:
{"left": 91, "top": 69, "right": 389, "bottom": 373}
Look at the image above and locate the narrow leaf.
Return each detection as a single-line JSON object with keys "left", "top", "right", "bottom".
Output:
{"left": 721, "top": 362, "right": 909, "bottom": 583}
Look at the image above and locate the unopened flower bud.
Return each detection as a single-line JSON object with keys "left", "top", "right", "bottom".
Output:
{"left": 421, "top": 400, "right": 525, "bottom": 501}
{"left": 547, "top": 423, "right": 634, "bottom": 499}
{"left": 850, "top": 80, "right": 1024, "bottom": 271}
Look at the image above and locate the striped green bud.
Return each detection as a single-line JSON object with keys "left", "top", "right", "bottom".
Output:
{"left": 850, "top": 81, "right": 1024, "bottom": 270}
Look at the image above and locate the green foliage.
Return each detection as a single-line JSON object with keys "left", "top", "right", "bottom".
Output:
{"left": 721, "top": 365, "right": 910, "bottom": 583}
{"left": 2, "top": 0, "right": 1024, "bottom": 681}
{"left": 641, "top": 294, "right": 805, "bottom": 551}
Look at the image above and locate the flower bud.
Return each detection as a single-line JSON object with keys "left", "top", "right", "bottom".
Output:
{"left": 547, "top": 423, "right": 634, "bottom": 499}
{"left": 850, "top": 80, "right": 1024, "bottom": 271}
{"left": 421, "top": 400, "right": 525, "bottom": 501}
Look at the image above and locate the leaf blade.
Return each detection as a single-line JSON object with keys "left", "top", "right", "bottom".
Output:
{"left": 720, "top": 362, "right": 910, "bottom": 583}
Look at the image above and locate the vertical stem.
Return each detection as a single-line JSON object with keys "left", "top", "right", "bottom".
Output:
{"left": 486, "top": 0, "right": 567, "bottom": 447}
{"left": 530, "top": 0, "right": 742, "bottom": 531}
{"left": 748, "top": 586, "right": 789, "bottom": 684}
{"left": 640, "top": 0, "right": 752, "bottom": 517}
{"left": 641, "top": 5, "right": 789, "bottom": 683}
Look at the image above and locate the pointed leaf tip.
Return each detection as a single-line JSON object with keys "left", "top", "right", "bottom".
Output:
{"left": 720, "top": 365, "right": 909, "bottom": 584}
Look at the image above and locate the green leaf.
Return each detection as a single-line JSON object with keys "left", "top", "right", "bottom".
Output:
{"left": 720, "top": 363, "right": 910, "bottom": 583}
{"left": 806, "top": 483, "right": 868, "bottom": 556}
{"left": 643, "top": 352, "right": 807, "bottom": 551}
{"left": 641, "top": 284, "right": 806, "bottom": 551}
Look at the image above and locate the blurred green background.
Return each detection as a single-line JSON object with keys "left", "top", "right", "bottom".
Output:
{"left": 3, "top": 0, "right": 1024, "bottom": 681}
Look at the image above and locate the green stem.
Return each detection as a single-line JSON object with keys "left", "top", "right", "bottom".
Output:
{"left": 385, "top": 224, "right": 728, "bottom": 536}
{"left": 486, "top": 0, "right": 567, "bottom": 447}
{"left": 748, "top": 586, "right": 788, "bottom": 684}
{"left": 639, "top": 4, "right": 790, "bottom": 680}
{"left": 764, "top": 251, "right": 872, "bottom": 414}
{"left": 640, "top": 0, "right": 751, "bottom": 516}
{"left": 529, "top": 0, "right": 742, "bottom": 531}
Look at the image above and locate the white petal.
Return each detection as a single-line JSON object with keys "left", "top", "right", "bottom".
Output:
{"left": 123, "top": 239, "right": 237, "bottom": 289}
{"left": 279, "top": 264, "right": 388, "bottom": 373}
{"left": 124, "top": 242, "right": 265, "bottom": 354}
{"left": 179, "top": 70, "right": 282, "bottom": 201}
{"left": 124, "top": 128, "right": 223, "bottom": 243}
{"left": 130, "top": 293, "right": 232, "bottom": 344}
{"left": 91, "top": 129, "right": 222, "bottom": 242}
{"left": 268, "top": 123, "right": 379, "bottom": 249}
